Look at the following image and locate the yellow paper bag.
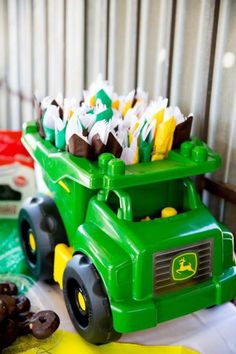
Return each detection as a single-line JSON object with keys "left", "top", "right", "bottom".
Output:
{"left": 128, "top": 123, "right": 140, "bottom": 164}
{"left": 122, "top": 101, "right": 132, "bottom": 117}
{"left": 151, "top": 116, "right": 176, "bottom": 161}
{"left": 152, "top": 108, "right": 165, "bottom": 126}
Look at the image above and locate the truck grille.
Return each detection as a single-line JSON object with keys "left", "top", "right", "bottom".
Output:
{"left": 153, "top": 239, "right": 213, "bottom": 295}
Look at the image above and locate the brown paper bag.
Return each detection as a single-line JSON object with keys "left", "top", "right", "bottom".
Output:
{"left": 91, "top": 133, "right": 105, "bottom": 156}
{"left": 68, "top": 134, "right": 92, "bottom": 159}
{"left": 106, "top": 132, "right": 122, "bottom": 158}
{"left": 172, "top": 115, "right": 193, "bottom": 149}
{"left": 34, "top": 97, "right": 45, "bottom": 138}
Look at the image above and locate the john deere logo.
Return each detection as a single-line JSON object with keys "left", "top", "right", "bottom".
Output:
{"left": 172, "top": 252, "right": 198, "bottom": 281}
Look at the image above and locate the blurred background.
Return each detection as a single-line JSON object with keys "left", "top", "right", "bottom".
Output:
{"left": 0, "top": 0, "right": 236, "bottom": 236}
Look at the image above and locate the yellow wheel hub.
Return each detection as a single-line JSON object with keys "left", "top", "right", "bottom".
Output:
{"left": 29, "top": 232, "right": 36, "bottom": 252}
{"left": 78, "top": 291, "right": 86, "bottom": 311}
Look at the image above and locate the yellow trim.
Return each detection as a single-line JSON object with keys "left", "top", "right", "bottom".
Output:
{"left": 54, "top": 244, "right": 74, "bottom": 289}
{"left": 29, "top": 232, "right": 36, "bottom": 252}
{"left": 78, "top": 291, "right": 86, "bottom": 311}
{"left": 58, "top": 180, "right": 70, "bottom": 193}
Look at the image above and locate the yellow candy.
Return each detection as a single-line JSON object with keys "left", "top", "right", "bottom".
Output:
{"left": 68, "top": 110, "right": 74, "bottom": 119}
{"left": 90, "top": 95, "right": 96, "bottom": 107}
{"left": 112, "top": 99, "right": 120, "bottom": 110}
{"left": 141, "top": 216, "right": 151, "bottom": 221}
{"left": 161, "top": 207, "right": 177, "bottom": 218}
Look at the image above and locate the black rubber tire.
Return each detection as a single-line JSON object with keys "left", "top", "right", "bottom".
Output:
{"left": 18, "top": 195, "right": 68, "bottom": 281}
{"left": 63, "top": 254, "right": 121, "bottom": 344}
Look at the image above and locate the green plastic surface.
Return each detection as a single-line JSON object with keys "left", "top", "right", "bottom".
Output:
{"left": 21, "top": 120, "right": 236, "bottom": 334}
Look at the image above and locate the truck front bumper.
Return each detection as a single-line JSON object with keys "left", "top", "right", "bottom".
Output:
{"left": 111, "top": 266, "right": 236, "bottom": 333}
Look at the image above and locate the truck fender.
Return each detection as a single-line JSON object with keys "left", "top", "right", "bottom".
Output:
{"left": 219, "top": 222, "right": 235, "bottom": 269}
{"left": 74, "top": 222, "right": 133, "bottom": 301}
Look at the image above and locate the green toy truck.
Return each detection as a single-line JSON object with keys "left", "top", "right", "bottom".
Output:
{"left": 19, "top": 121, "right": 236, "bottom": 344}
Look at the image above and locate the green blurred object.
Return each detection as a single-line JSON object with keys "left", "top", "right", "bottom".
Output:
{"left": 139, "top": 139, "right": 153, "bottom": 162}
{"left": 96, "top": 89, "right": 112, "bottom": 108}
{"left": 44, "top": 126, "right": 55, "bottom": 143}
{"left": 96, "top": 107, "right": 113, "bottom": 122}
{"left": 55, "top": 123, "right": 67, "bottom": 150}
{"left": 0, "top": 219, "right": 30, "bottom": 275}
{"left": 42, "top": 112, "right": 55, "bottom": 143}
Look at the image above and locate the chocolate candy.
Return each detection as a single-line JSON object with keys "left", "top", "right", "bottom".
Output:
{"left": 0, "top": 283, "right": 11, "bottom": 295}
{"left": 15, "top": 311, "right": 35, "bottom": 336}
{"left": 0, "top": 294, "right": 17, "bottom": 316}
{"left": 17, "top": 320, "right": 31, "bottom": 336}
{"left": 14, "top": 295, "right": 31, "bottom": 313}
{"left": 0, "top": 282, "right": 18, "bottom": 296}
{"left": 0, "top": 281, "right": 60, "bottom": 349}
{"left": 16, "top": 311, "right": 35, "bottom": 322}
{"left": 0, "top": 299, "right": 8, "bottom": 322}
{"left": 0, "top": 319, "right": 18, "bottom": 348}
{"left": 31, "top": 310, "right": 60, "bottom": 340}
{"left": 8, "top": 282, "right": 18, "bottom": 295}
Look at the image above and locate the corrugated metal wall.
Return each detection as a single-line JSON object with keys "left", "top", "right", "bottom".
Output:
{"left": 0, "top": 0, "right": 236, "bottom": 233}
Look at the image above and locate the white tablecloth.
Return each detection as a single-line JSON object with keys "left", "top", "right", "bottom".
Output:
{"left": 32, "top": 282, "right": 236, "bottom": 354}
{"left": 122, "top": 302, "right": 236, "bottom": 354}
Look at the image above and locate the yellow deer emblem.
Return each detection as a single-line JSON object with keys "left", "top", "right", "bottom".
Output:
{"left": 176, "top": 257, "right": 195, "bottom": 274}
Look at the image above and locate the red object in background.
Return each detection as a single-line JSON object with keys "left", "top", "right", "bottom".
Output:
{"left": 14, "top": 176, "right": 28, "bottom": 187}
{"left": 0, "top": 131, "right": 34, "bottom": 168}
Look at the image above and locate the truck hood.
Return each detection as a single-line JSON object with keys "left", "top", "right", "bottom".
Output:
{"left": 121, "top": 206, "right": 222, "bottom": 255}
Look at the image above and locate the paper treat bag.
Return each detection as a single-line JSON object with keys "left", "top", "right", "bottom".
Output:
{"left": 172, "top": 115, "right": 193, "bottom": 149}
{"left": 152, "top": 115, "right": 176, "bottom": 161}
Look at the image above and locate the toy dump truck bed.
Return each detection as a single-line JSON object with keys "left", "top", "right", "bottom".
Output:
{"left": 22, "top": 121, "right": 221, "bottom": 190}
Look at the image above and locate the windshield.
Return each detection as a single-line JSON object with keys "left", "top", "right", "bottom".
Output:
{"left": 106, "top": 179, "right": 194, "bottom": 222}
